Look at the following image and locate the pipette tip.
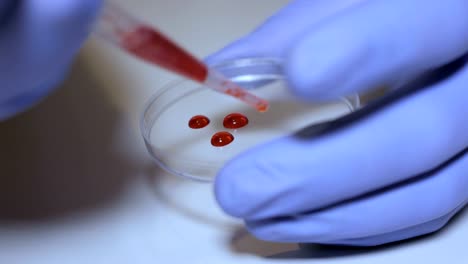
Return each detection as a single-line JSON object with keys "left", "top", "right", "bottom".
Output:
{"left": 204, "top": 70, "right": 269, "bottom": 112}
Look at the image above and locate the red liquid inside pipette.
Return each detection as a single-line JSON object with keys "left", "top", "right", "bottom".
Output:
{"left": 122, "top": 26, "right": 208, "bottom": 82}
{"left": 120, "top": 26, "right": 269, "bottom": 112}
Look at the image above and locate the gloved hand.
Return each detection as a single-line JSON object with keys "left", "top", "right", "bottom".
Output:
{"left": 208, "top": 0, "right": 468, "bottom": 246}
{"left": 0, "top": 0, "right": 102, "bottom": 120}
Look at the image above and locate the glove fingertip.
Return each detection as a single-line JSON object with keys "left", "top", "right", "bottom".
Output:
{"left": 214, "top": 146, "right": 274, "bottom": 219}
{"left": 214, "top": 159, "right": 250, "bottom": 218}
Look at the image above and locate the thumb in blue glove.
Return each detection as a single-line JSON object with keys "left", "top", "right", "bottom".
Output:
{"left": 0, "top": 0, "right": 102, "bottom": 120}
{"left": 209, "top": 0, "right": 468, "bottom": 246}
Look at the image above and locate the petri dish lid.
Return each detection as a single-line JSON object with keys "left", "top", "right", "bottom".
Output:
{"left": 141, "top": 58, "right": 360, "bottom": 182}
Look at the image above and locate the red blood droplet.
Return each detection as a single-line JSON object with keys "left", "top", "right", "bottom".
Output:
{"left": 188, "top": 115, "right": 210, "bottom": 129}
{"left": 211, "top": 131, "right": 234, "bottom": 147}
{"left": 223, "top": 113, "right": 249, "bottom": 129}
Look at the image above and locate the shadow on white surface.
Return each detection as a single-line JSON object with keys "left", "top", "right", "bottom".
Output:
{"left": 0, "top": 57, "right": 142, "bottom": 222}
{"left": 229, "top": 226, "right": 299, "bottom": 257}
{"left": 146, "top": 167, "right": 236, "bottom": 228}
{"left": 145, "top": 167, "right": 300, "bottom": 256}
{"left": 268, "top": 207, "right": 468, "bottom": 259}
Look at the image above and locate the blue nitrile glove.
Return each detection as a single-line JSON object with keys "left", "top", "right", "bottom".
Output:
{"left": 0, "top": 0, "right": 102, "bottom": 120}
{"left": 208, "top": 0, "right": 468, "bottom": 246}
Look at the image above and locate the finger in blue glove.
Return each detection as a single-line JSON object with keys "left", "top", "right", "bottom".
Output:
{"left": 0, "top": 0, "right": 102, "bottom": 120}
{"left": 211, "top": 0, "right": 468, "bottom": 246}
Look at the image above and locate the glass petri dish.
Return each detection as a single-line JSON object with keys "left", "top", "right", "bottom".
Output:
{"left": 141, "top": 58, "right": 360, "bottom": 182}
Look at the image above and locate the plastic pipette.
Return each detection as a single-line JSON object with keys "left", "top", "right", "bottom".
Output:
{"left": 93, "top": 2, "right": 269, "bottom": 112}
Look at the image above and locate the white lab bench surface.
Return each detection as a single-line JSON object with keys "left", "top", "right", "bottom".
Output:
{"left": 0, "top": 1, "right": 467, "bottom": 263}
